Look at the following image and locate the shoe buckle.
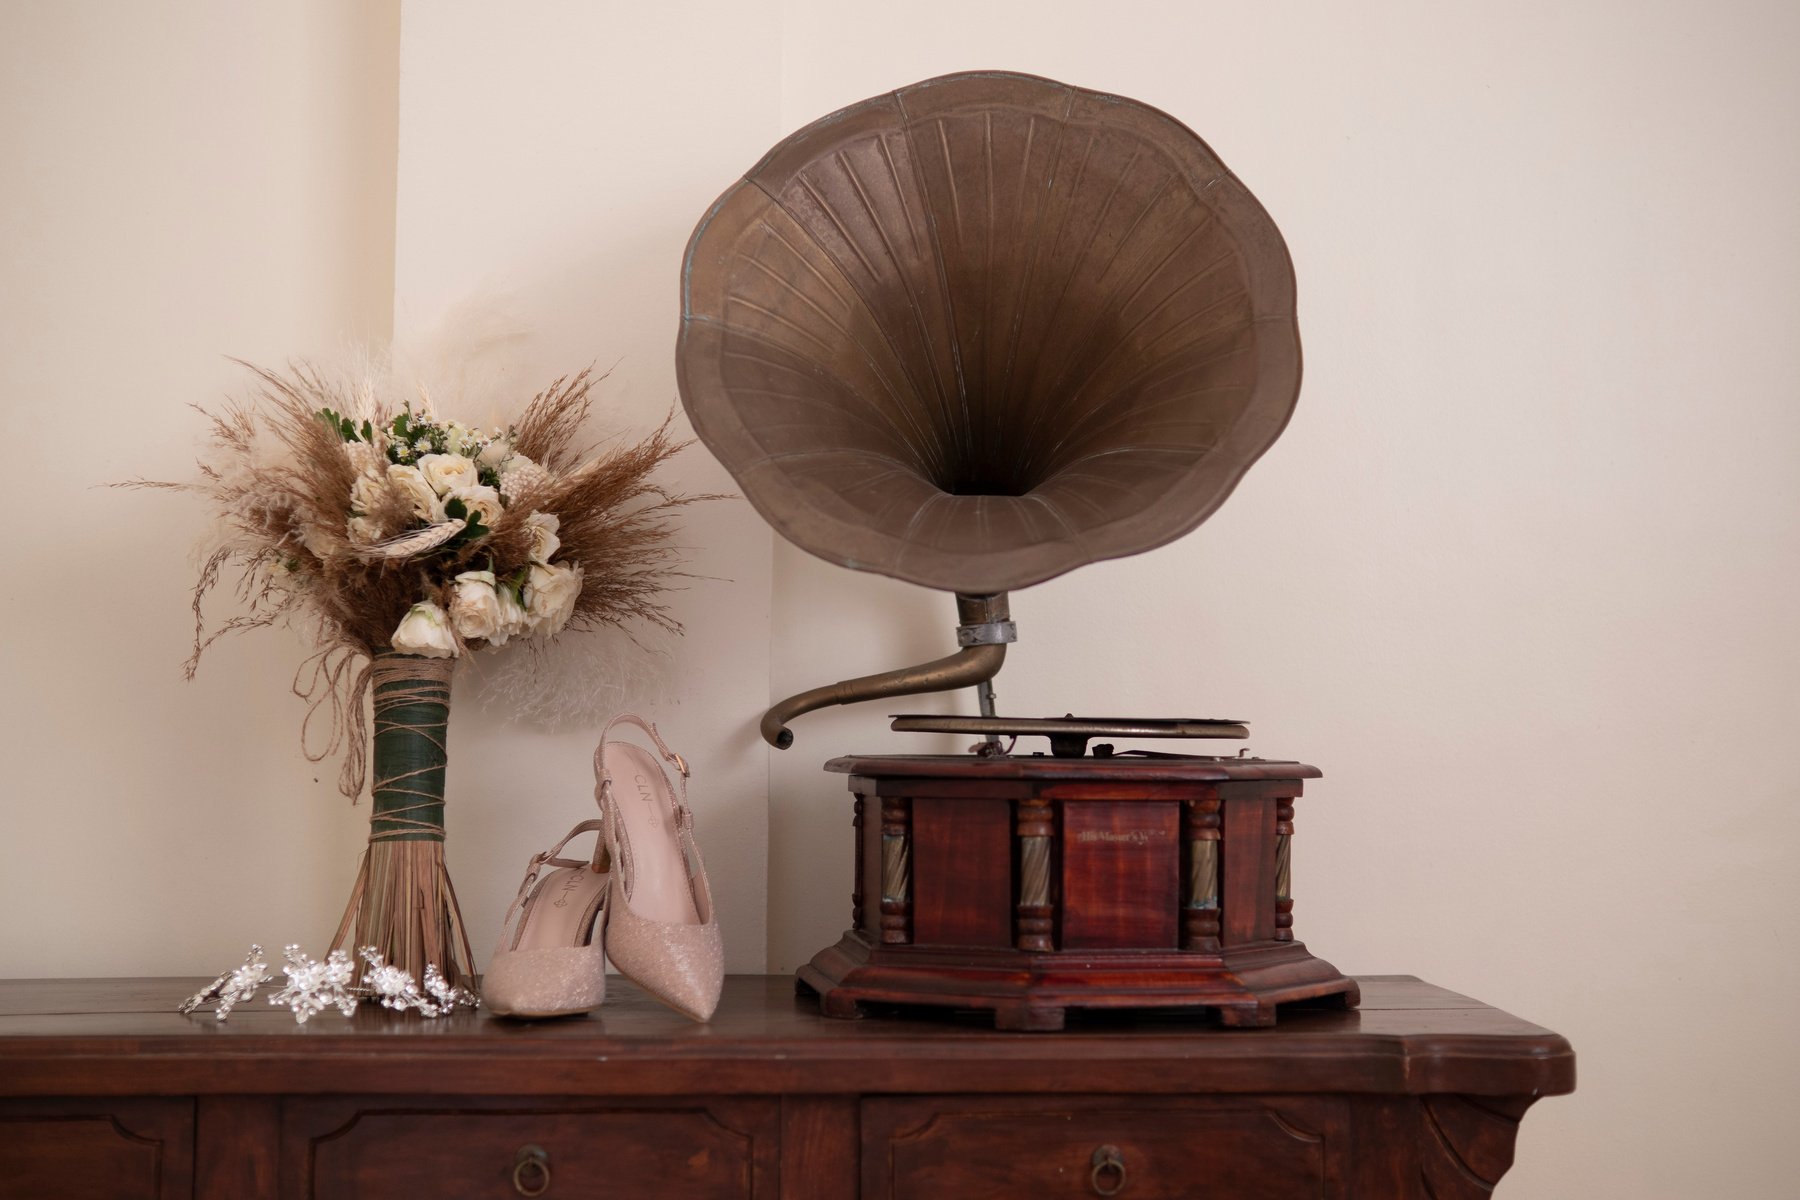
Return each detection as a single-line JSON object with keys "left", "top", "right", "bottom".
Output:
{"left": 670, "top": 750, "right": 689, "bottom": 778}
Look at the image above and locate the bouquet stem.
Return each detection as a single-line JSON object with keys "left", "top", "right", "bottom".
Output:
{"left": 330, "top": 651, "right": 474, "bottom": 987}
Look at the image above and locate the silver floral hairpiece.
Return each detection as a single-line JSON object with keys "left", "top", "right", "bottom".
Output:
{"left": 179, "top": 944, "right": 479, "bottom": 1024}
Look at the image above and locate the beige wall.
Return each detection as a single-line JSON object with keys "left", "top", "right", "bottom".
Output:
{"left": 388, "top": 0, "right": 780, "bottom": 974}
{"left": 771, "top": 4, "right": 1800, "bottom": 1197}
{"left": 4, "top": 3, "right": 1798, "bottom": 1196}
{"left": 1, "top": 0, "right": 401, "bottom": 973}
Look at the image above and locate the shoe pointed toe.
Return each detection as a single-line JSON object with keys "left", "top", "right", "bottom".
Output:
{"left": 608, "top": 900, "right": 724, "bottom": 1021}
{"left": 480, "top": 942, "right": 607, "bottom": 1018}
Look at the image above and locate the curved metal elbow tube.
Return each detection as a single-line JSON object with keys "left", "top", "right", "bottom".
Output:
{"left": 761, "top": 643, "right": 1007, "bottom": 749}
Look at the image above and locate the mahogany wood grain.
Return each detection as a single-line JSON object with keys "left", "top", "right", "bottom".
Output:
{"left": 282, "top": 1097, "right": 777, "bottom": 1200}
{"left": 910, "top": 796, "right": 1013, "bottom": 948}
{"left": 779, "top": 1096, "right": 858, "bottom": 1200}
{"left": 1059, "top": 801, "right": 1180, "bottom": 949}
{"left": 818, "top": 756, "right": 1345, "bottom": 1028}
{"left": 1222, "top": 792, "right": 1277, "bottom": 945}
{"left": 0, "top": 976, "right": 1570, "bottom": 1100}
{"left": 198, "top": 1096, "right": 277, "bottom": 1200}
{"left": 0, "top": 975, "right": 1571, "bottom": 1198}
{"left": 863, "top": 1095, "right": 1346, "bottom": 1199}
{"left": 0, "top": 1096, "right": 193, "bottom": 1200}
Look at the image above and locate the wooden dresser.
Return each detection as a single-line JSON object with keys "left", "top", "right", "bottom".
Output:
{"left": 0, "top": 974, "right": 1573, "bottom": 1198}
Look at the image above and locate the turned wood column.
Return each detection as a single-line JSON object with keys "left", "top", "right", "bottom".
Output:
{"left": 1182, "top": 795, "right": 1222, "bottom": 951}
{"left": 879, "top": 797, "right": 912, "bottom": 944}
{"left": 850, "top": 793, "right": 865, "bottom": 932}
{"left": 1275, "top": 797, "right": 1295, "bottom": 942}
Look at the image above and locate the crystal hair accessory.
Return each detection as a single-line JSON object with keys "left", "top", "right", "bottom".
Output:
{"left": 179, "top": 944, "right": 479, "bottom": 1025}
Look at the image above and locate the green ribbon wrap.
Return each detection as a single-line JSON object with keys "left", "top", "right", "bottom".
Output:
{"left": 329, "top": 649, "right": 472, "bottom": 986}
{"left": 369, "top": 651, "right": 452, "bottom": 843}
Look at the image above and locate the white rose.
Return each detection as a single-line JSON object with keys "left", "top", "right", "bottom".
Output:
{"left": 349, "top": 471, "right": 385, "bottom": 515}
{"left": 448, "top": 570, "right": 505, "bottom": 645}
{"left": 297, "top": 520, "right": 335, "bottom": 558}
{"left": 524, "top": 511, "right": 561, "bottom": 563}
{"left": 390, "top": 601, "right": 458, "bottom": 658}
{"left": 446, "top": 484, "right": 503, "bottom": 527}
{"left": 387, "top": 463, "right": 445, "bottom": 523}
{"left": 523, "top": 561, "right": 583, "bottom": 636}
{"left": 496, "top": 579, "right": 531, "bottom": 639}
{"left": 477, "top": 436, "right": 512, "bottom": 468}
{"left": 417, "top": 452, "right": 480, "bottom": 496}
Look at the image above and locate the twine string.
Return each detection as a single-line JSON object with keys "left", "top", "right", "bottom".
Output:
{"left": 294, "top": 641, "right": 375, "bottom": 800}
{"left": 368, "top": 655, "right": 453, "bottom": 842}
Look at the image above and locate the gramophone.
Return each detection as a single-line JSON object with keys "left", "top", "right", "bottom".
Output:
{"left": 678, "top": 71, "right": 1357, "bottom": 1029}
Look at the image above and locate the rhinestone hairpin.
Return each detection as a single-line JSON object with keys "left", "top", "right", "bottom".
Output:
{"left": 178, "top": 944, "right": 478, "bottom": 1024}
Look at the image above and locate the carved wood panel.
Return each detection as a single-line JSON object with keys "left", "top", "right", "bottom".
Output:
{"left": 863, "top": 1095, "right": 1347, "bottom": 1199}
{"left": 0, "top": 1097, "right": 193, "bottom": 1200}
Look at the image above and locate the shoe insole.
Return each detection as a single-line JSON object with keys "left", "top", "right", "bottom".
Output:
{"left": 603, "top": 742, "right": 702, "bottom": 926}
{"left": 512, "top": 866, "right": 608, "bottom": 952}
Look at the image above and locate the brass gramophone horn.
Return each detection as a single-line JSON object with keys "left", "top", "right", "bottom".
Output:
{"left": 677, "top": 71, "right": 1302, "bottom": 747}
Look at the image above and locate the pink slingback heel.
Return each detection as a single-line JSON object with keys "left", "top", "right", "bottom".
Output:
{"left": 481, "top": 820, "right": 610, "bottom": 1018}
{"left": 594, "top": 715, "right": 723, "bottom": 1021}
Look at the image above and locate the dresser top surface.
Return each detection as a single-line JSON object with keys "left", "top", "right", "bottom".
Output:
{"left": 0, "top": 974, "right": 1572, "bottom": 1100}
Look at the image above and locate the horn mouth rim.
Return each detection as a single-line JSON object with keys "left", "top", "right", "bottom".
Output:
{"left": 677, "top": 69, "right": 1304, "bottom": 594}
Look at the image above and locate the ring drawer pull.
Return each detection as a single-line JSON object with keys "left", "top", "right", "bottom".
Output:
{"left": 1090, "top": 1144, "right": 1127, "bottom": 1196}
{"left": 513, "top": 1144, "right": 551, "bottom": 1196}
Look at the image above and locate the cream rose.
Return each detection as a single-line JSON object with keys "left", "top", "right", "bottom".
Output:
{"left": 349, "top": 471, "right": 385, "bottom": 515}
{"left": 476, "top": 436, "right": 512, "bottom": 468}
{"left": 446, "top": 484, "right": 502, "bottom": 527}
{"left": 297, "top": 520, "right": 335, "bottom": 558}
{"left": 417, "top": 452, "right": 480, "bottom": 496}
{"left": 448, "top": 570, "right": 506, "bottom": 644}
{"left": 496, "top": 579, "right": 531, "bottom": 640}
{"left": 524, "top": 511, "right": 561, "bottom": 563}
{"left": 390, "top": 601, "right": 458, "bottom": 658}
{"left": 523, "top": 561, "right": 583, "bottom": 636}
{"left": 387, "top": 463, "right": 445, "bottom": 523}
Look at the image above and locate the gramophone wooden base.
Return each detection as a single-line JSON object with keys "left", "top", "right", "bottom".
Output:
{"left": 799, "top": 933, "right": 1359, "bottom": 1031}
{"left": 801, "top": 753, "right": 1358, "bottom": 1031}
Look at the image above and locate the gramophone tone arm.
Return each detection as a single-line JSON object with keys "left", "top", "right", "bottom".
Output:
{"left": 760, "top": 643, "right": 1007, "bottom": 749}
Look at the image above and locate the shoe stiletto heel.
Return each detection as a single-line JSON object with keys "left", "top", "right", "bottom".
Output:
{"left": 481, "top": 819, "right": 610, "bottom": 1018}
{"left": 594, "top": 715, "right": 723, "bottom": 1021}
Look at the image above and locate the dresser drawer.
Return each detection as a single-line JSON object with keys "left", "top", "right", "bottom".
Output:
{"left": 283, "top": 1098, "right": 778, "bottom": 1199}
{"left": 863, "top": 1096, "right": 1347, "bottom": 1199}
{"left": 0, "top": 1097, "right": 194, "bottom": 1200}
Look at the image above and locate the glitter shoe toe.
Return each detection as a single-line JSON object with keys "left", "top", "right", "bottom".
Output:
{"left": 482, "top": 819, "right": 610, "bottom": 1019}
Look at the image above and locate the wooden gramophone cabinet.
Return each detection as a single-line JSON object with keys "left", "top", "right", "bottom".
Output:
{"left": 798, "top": 752, "right": 1358, "bottom": 1030}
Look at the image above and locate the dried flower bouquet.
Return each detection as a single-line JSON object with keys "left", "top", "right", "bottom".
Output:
{"left": 134, "top": 363, "right": 703, "bottom": 986}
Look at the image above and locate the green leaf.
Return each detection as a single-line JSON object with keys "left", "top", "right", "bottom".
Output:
{"left": 443, "top": 497, "right": 468, "bottom": 521}
{"left": 360, "top": 419, "right": 373, "bottom": 441}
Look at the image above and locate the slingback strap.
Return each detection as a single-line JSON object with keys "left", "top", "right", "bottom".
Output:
{"left": 592, "top": 714, "right": 710, "bottom": 917}
{"left": 495, "top": 819, "right": 607, "bottom": 956}
{"left": 599, "top": 713, "right": 688, "bottom": 776}
{"left": 594, "top": 712, "right": 692, "bottom": 825}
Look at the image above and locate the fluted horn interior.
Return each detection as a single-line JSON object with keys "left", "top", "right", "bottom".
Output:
{"left": 677, "top": 71, "right": 1302, "bottom": 594}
